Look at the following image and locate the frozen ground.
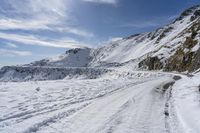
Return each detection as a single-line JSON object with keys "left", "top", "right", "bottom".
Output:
{"left": 0, "top": 71, "right": 200, "bottom": 133}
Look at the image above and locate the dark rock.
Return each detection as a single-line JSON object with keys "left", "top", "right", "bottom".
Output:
{"left": 186, "top": 74, "right": 194, "bottom": 77}
{"left": 66, "top": 48, "right": 81, "bottom": 54}
{"left": 156, "top": 27, "right": 173, "bottom": 43}
{"left": 190, "top": 49, "right": 200, "bottom": 71}
{"left": 165, "top": 35, "right": 198, "bottom": 72}
{"left": 176, "top": 5, "right": 200, "bottom": 21}
{"left": 190, "top": 16, "right": 196, "bottom": 21}
{"left": 125, "top": 33, "right": 140, "bottom": 40}
{"left": 36, "top": 87, "right": 40, "bottom": 91}
{"left": 173, "top": 76, "right": 182, "bottom": 80}
{"left": 138, "top": 56, "right": 163, "bottom": 70}
{"left": 163, "top": 81, "right": 175, "bottom": 92}
{"left": 190, "top": 10, "right": 200, "bottom": 21}
{"left": 198, "top": 85, "right": 200, "bottom": 92}
{"left": 194, "top": 10, "right": 200, "bottom": 16}
{"left": 164, "top": 111, "right": 169, "bottom": 116}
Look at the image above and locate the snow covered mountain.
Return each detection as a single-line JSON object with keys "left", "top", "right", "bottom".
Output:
{"left": 90, "top": 5, "right": 200, "bottom": 72}
{"left": 28, "top": 48, "right": 92, "bottom": 67}
{"left": 0, "top": 5, "right": 200, "bottom": 81}
{"left": 25, "top": 5, "right": 200, "bottom": 71}
{"left": 1, "top": 5, "right": 200, "bottom": 133}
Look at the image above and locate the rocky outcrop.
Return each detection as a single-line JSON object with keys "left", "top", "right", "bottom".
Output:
{"left": 138, "top": 56, "right": 163, "bottom": 70}
{"left": 165, "top": 48, "right": 195, "bottom": 72}
{"left": 176, "top": 5, "right": 200, "bottom": 21}
{"left": 138, "top": 8, "right": 200, "bottom": 73}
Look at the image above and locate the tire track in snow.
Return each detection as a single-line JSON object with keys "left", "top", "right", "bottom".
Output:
{"left": 57, "top": 77, "right": 173, "bottom": 133}
{"left": 22, "top": 102, "right": 90, "bottom": 133}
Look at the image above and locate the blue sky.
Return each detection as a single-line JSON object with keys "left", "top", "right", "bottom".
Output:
{"left": 0, "top": 0, "right": 199, "bottom": 66}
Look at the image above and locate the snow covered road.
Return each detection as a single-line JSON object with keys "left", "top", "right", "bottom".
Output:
{"left": 0, "top": 71, "right": 199, "bottom": 133}
{"left": 61, "top": 76, "right": 172, "bottom": 133}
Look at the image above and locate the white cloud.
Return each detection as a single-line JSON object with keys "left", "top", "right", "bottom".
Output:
{"left": 0, "top": 0, "right": 94, "bottom": 38}
{"left": 1, "top": 0, "right": 67, "bottom": 24}
{"left": 0, "top": 32, "right": 90, "bottom": 49}
{"left": 6, "top": 43, "right": 18, "bottom": 48}
{"left": 54, "top": 27, "right": 94, "bottom": 37}
{"left": 83, "top": 0, "right": 118, "bottom": 5}
{"left": 0, "top": 19, "right": 94, "bottom": 37}
{"left": 0, "top": 49, "right": 32, "bottom": 57}
{"left": 0, "top": 19, "right": 49, "bottom": 31}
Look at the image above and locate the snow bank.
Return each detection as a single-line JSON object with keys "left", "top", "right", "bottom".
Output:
{"left": 0, "top": 66, "right": 112, "bottom": 82}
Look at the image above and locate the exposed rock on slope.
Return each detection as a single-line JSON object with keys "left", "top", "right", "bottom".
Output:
{"left": 137, "top": 5, "right": 200, "bottom": 72}
{"left": 89, "top": 5, "right": 200, "bottom": 73}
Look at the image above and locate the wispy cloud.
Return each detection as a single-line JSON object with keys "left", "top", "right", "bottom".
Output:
{"left": 0, "top": 32, "right": 90, "bottom": 49}
{"left": 55, "top": 27, "right": 94, "bottom": 37}
{"left": 0, "top": 0, "right": 67, "bottom": 26}
{"left": 0, "top": 49, "right": 32, "bottom": 57}
{"left": 0, "top": 0, "right": 94, "bottom": 38}
{"left": 0, "top": 19, "right": 94, "bottom": 38}
{"left": 0, "top": 19, "right": 50, "bottom": 31}
{"left": 82, "top": 0, "right": 118, "bottom": 5}
{"left": 6, "top": 43, "right": 18, "bottom": 48}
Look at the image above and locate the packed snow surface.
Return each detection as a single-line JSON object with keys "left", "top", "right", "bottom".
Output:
{"left": 1, "top": 5, "right": 200, "bottom": 133}
{"left": 0, "top": 70, "right": 199, "bottom": 133}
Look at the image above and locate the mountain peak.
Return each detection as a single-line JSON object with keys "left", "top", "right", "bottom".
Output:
{"left": 176, "top": 5, "right": 200, "bottom": 21}
{"left": 65, "top": 47, "right": 91, "bottom": 55}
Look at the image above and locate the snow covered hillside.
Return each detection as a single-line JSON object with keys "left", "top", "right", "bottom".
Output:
{"left": 1, "top": 5, "right": 200, "bottom": 82}
{"left": 90, "top": 5, "right": 200, "bottom": 71}
{"left": 0, "top": 5, "right": 200, "bottom": 133}
{"left": 28, "top": 48, "right": 92, "bottom": 67}
{"left": 0, "top": 66, "right": 112, "bottom": 82}
{"left": 15, "top": 6, "right": 200, "bottom": 71}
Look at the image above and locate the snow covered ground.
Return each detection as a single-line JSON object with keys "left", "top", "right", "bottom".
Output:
{"left": 0, "top": 70, "right": 199, "bottom": 133}
{"left": 1, "top": 5, "right": 200, "bottom": 133}
{"left": 169, "top": 74, "right": 200, "bottom": 133}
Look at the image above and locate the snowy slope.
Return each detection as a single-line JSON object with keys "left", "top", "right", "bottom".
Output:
{"left": 4, "top": 6, "right": 196, "bottom": 70}
{"left": 1, "top": 71, "right": 200, "bottom": 133}
{"left": 90, "top": 5, "right": 200, "bottom": 68}
{"left": 23, "top": 6, "right": 200, "bottom": 71}
{"left": 1, "top": 6, "right": 200, "bottom": 133}
{"left": 0, "top": 71, "right": 171, "bottom": 133}
{"left": 0, "top": 6, "right": 199, "bottom": 77}
{"left": 28, "top": 48, "right": 92, "bottom": 67}
{"left": 169, "top": 73, "right": 200, "bottom": 133}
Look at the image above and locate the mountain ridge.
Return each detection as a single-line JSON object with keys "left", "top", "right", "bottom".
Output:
{"left": 0, "top": 5, "right": 200, "bottom": 81}
{"left": 25, "top": 5, "right": 200, "bottom": 70}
